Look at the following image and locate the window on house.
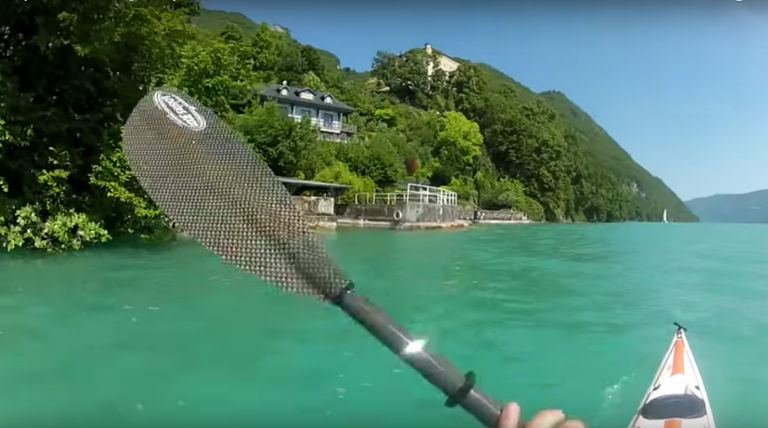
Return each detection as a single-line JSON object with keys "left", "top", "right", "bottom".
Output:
{"left": 321, "top": 112, "right": 335, "bottom": 127}
{"left": 279, "top": 88, "right": 288, "bottom": 96}
{"left": 298, "top": 91, "right": 314, "bottom": 100}
{"left": 298, "top": 108, "right": 313, "bottom": 118}
{"left": 323, "top": 96, "right": 333, "bottom": 104}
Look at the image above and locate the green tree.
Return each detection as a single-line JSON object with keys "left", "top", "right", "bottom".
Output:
{"left": 0, "top": 0, "right": 197, "bottom": 251}
{"left": 168, "top": 32, "right": 256, "bottom": 115}
{"left": 296, "top": 140, "right": 338, "bottom": 180}
{"left": 314, "top": 162, "right": 376, "bottom": 204}
{"left": 301, "top": 71, "right": 327, "bottom": 92}
{"left": 448, "top": 63, "right": 487, "bottom": 112}
{"left": 339, "top": 131, "right": 407, "bottom": 189}
{"left": 300, "top": 45, "right": 323, "bottom": 76}
{"left": 431, "top": 111, "right": 483, "bottom": 184}
{"left": 373, "top": 108, "right": 397, "bottom": 126}
{"left": 371, "top": 50, "right": 433, "bottom": 107}
{"left": 444, "top": 176, "right": 478, "bottom": 208}
{"left": 89, "top": 150, "right": 169, "bottom": 237}
{"left": 251, "top": 24, "right": 281, "bottom": 72}
{"left": 235, "top": 103, "right": 328, "bottom": 178}
{"left": 394, "top": 108, "right": 440, "bottom": 181}
{"left": 482, "top": 98, "right": 572, "bottom": 220}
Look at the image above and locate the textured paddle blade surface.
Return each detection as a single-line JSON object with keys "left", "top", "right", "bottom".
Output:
{"left": 122, "top": 88, "right": 348, "bottom": 299}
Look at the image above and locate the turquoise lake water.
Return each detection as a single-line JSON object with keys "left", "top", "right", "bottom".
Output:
{"left": 1, "top": 224, "right": 767, "bottom": 427}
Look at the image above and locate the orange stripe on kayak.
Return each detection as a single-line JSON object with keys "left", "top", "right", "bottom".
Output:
{"left": 664, "top": 419, "right": 682, "bottom": 428}
{"left": 672, "top": 338, "right": 685, "bottom": 375}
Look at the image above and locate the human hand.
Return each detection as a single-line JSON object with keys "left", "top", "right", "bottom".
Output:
{"left": 497, "top": 402, "right": 586, "bottom": 428}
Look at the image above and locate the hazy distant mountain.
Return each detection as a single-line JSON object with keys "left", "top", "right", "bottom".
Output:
{"left": 685, "top": 190, "right": 768, "bottom": 223}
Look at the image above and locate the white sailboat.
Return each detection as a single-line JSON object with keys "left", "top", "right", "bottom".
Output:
{"left": 662, "top": 209, "right": 668, "bottom": 224}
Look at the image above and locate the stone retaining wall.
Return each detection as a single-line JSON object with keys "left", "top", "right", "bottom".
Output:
{"left": 457, "top": 207, "right": 475, "bottom": 220}
{"left": 338, "top": 203, "right": 405, "bottom": 222}
{"left": 335, "top": 204, "right": 531, "bottom": 228}
{"left": 475, "top": 209, "right": 528, "bottom": 222}
{"left": 292, "top": 196, "right": 335, "bottom": 216}
{"left": 339, "top": 202, "right": 458, "bottom": 223}
{"left": 403, "top": 202, "right": 457, "bottom": 223}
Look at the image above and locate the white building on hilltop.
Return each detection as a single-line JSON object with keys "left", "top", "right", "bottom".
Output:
{"left": 424, "top": 43, "right": 460, "bottom": 77}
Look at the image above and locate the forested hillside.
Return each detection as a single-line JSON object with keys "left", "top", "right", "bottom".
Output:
{"left": 540, "top": 91, "right": 696, "bottom": 222}
{"left": 191, "top": 9, "right": 261, "bottom": 35}
{"left": 0, "top": 4, "right": 694, "bottom": 252}
{"left": 192, "top": 10, "right": 343, "bottom": 75}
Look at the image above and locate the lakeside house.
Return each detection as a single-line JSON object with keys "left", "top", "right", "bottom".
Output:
{"left": 258, "top": 82, "right": 357, "bottom": 142}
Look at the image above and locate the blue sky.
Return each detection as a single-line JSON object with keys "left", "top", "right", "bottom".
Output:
{"left": 205, "top": 0, "right": 768, "bottom": 201}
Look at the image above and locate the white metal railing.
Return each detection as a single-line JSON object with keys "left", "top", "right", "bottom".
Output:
{"left": 288, "top": 115, "right": 357, "bottom": 133}
{"left": 353, "top": 183, "right": 457, "bottom": 206}
{"left": 354, "top": 192, "right": 408, "bottom": 205}
{"left": 406, "top": 183, "right": 457, "bottom": 206}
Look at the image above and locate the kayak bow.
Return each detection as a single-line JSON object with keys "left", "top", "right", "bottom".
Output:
{"left": 629, "top": 323, "right": 715, "bottom": 428}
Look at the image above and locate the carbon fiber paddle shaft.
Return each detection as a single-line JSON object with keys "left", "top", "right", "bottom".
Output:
{"left": 337, "top": 288, "right": 501, "bottom": 427}
{"left": 122, "top": 88, "right": 502, "bottom": 427}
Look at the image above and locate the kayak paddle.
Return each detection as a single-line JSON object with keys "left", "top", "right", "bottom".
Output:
{"left": 122, "top": 88, "right": 503, "bottom": 427}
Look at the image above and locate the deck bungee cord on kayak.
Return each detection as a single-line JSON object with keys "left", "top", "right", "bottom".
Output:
{"left": 123, "top": 88, "right": 711, "bottom": 428}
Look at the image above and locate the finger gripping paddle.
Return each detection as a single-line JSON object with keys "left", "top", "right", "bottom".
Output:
{"left": 123, "top": 88, "right": 502, "bottom": 427}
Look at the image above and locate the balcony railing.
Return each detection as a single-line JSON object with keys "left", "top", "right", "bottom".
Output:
{"left": 288, "top": 115, "right": 357, "bottom": 134}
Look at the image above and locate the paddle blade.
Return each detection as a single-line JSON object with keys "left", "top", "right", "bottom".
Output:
{"left": 122, "top": 88, "right": 348, "bottom": 299}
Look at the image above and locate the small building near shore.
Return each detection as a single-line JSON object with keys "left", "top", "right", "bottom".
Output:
{"left": 278, "top": 176, "right": 349, "bottom": 198}
{"left": 277, "top": 177, "right": 349, "bottom": 227}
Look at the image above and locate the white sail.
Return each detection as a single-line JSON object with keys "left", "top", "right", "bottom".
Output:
{"left": 663, "top": 209, "right": 668, "bottom": 223}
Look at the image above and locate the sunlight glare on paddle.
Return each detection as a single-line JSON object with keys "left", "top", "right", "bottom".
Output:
{"left": 403, "top": 339, "right": 428, "bottom": 355}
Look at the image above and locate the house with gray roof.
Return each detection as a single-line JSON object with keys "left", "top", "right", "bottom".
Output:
{"left": 258, "top": 81, "right": 357, "bottom": 142}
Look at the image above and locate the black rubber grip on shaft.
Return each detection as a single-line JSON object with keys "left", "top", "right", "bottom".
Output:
{"left": 333, "top": 287, "right": 501, "bottom": 427}
{"left": 445, "top": 371, "right": 476, "bottom": 407}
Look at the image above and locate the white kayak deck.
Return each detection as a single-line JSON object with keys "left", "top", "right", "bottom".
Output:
{"left": 629, "top": 327, "right": 715, "bottom": 428}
